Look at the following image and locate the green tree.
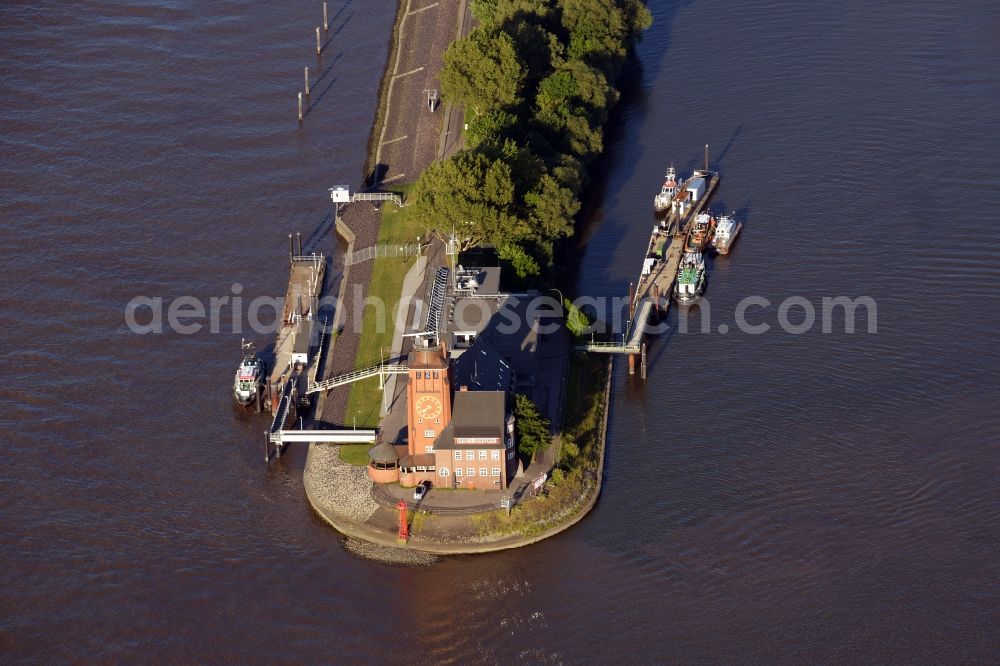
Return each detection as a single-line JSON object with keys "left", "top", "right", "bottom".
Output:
{"left": 525, "top": 173, "right": 577, "bottom": 243}
{"left": 514, "top": 393, "right": 551, "bottom": 460}
{"left": 412, "top": 149, "right": 528, "bottom": 253}
{"left": 473, "top": 0, "right": 554, "bottom": 26}
{"left": 558, "top": 0, "right": 627, "bottom": 74}
{"left": 440, "top": 27, "right": 526, "bottom": 114}
{"left": 465, "top": 109, "right": 518, "bottom": 149}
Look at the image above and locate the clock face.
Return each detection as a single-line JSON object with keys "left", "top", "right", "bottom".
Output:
{"left": 415, "top": 395, "right": 442, "bottom": 420}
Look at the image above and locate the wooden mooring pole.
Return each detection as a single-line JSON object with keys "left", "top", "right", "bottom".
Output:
{"left": 641, "top": 342, "right": 647, "bottom": 380}
{"left": 297, "top": 92, "right": 304, "bottom": 122}
{"left": 304, "top": 66, "right": 310, "bottom": 96}
{"left": 323, "top": 2, "right": 329, "bottom": 31}
{"left": 263, "top": 430, "right": 270, "bottom": 465}
{"left": 315, "top": 27, "right": 322, "bottom": 55}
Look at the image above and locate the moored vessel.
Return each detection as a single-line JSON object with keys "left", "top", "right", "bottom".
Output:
{"left": 711, "top": 212, "right": 742, "bottom": 254}
{"left": 674, "top": 251, "right": 706, "bottom": 303}
{"left": 234, "top": 339, "right": 266, "bottom": 410}
{"left": 685, "top": 212, "right": 716, "bottom": 253}
{"left": 653, "top": 166, "right": 678, "bottom": 212}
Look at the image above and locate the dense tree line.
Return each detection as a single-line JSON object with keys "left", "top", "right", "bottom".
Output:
{"left": 412, "top": 0, "right": 652, "bottom": 278}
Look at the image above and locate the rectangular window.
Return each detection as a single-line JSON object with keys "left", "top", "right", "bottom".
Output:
{"left": 454, "top": 451, "right": 462, "bottom": 460}
{"left": 491, "top": 468, "right": 500, "bottom": 477}
{"left": 467, "top": 468, "right": 475, "bottom": 477}
{"left": 479, "top": 468, "right": 488, "bottom": 477}
{"left": 491, "top": 450, "right": 500, "bottom": 460}
{"left": 507, "top": 451, "right": 514, "bottom": 460}
{"left": 455, "top": 468, "right": 462, "bottom": 477}
{"left": 478, "top": 450, "right": 487, "bottom": 460}
{"left": 424, "top": 429, "right": 435, "bottom": 439}
{"left": 466, "top": 451, "right": 475, "bottom": 460}
{"left": 424, "top": 445, "right": 433, "bottom": 454}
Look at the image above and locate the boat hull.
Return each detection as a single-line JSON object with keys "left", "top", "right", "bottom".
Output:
{"left": 712, "top": 222, "right": 742, "bottom": 255}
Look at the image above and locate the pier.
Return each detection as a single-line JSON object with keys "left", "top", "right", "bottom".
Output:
{"left": 266, "top": 236, "right": 326, "bottom": 418}
{"left": 576, "top": 169, "right": 719, "bottom": 379}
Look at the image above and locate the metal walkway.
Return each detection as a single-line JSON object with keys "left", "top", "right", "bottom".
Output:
{"left": 270, "top": 429, "right": 377, "bottom": 446}
{"left": 350, "top": 191, "right": 403, "bottom": 207}
{"left": 307, "top": 360, "right": 409, "bottom": 394}
{"left": 575, "top": 298, "right": 654, "bottom": 354}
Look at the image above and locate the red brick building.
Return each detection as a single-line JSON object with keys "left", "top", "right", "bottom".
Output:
{"left": 370, "top": 341, "right": 517, "bottom": 490}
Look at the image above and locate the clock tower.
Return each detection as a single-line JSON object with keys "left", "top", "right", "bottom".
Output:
{"left": 405, "top": 340, "right": 452, "bottom": 456}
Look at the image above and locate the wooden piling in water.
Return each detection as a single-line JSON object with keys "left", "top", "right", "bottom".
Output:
{"left": 641, "top": 343, "right": 647, "bottom": 380}
{"left": 304, "top": 66, "right": 310, "bottom": 96}
{"left": 297, "top": 93, "right": 303, "bottom": 122}
{"left": 628, "top": 353, "right": 636, "bottom": 375}
{"left": 316, "top": 27, "right": 322, "bottom": 55}
{"left": 323, "top": 2, "right": 329, "bottom": 31}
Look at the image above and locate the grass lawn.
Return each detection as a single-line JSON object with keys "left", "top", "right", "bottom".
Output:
{"left": 339, "top": 444, "right": 371, "bottom": 466}
{"left": 343, "top": 183, "right": 425, "bottom": 427}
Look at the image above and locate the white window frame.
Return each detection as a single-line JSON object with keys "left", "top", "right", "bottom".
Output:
{"left": 479, "top": 468, "right": 488, "bottom": 477}
{"left": 467, "top": 468, "right": 475, "bottom": 477}
{"left": 491, "top": 468, "right": 500, "bottom": 477}
{"left": 424, "top": 429, "right": 435, "bottom": 439}
{"left": 439, "top": 467, "right": 449, "bottom": 477}
{"left": 424, "top": 445, "right": 433, "bottom": 454}
{"left": 478, "top": 450, "right": 487, "bottom": 460}
{"left": 466, "top": 451, "right": 475, "bottom": 460}
{"left": 454, "top": 450, "right": 462, "bottom": 460}
{"left": 491, "top": 450, "right": 500, "bottom": 460}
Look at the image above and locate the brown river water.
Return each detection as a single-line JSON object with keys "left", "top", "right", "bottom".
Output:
{"left": 2, "top": 0, "right": 998, "bottom": 662}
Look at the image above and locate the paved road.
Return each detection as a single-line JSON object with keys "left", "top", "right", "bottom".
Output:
{"left": 373, "top": 0, "right": 461, "bottom": 185}
{"left": 437, "top": 0, "right": 474, "bottom": 159}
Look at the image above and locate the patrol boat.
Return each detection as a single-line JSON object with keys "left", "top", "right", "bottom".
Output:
{"left": 653, "top": 165, "right": 678, "bottom": 212}
{"left": 233, "top": 340, "right": 266, "bottom": 410}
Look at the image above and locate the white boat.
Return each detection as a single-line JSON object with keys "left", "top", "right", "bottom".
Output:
{"left": 674, "top": 251, "right": 706, "bottom": 303}
{"left": 653, "top": 166, "right": 678, "bottom": 212}
{"left": 711, "top": 213, "right": 742, "bottom": 254}
{"left": 233, "top": 340, "right": 266, "bottom": 409}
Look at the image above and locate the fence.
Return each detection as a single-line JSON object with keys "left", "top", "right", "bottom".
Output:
{"left": 343, "top": 242, "right": 424, "bottom": 266}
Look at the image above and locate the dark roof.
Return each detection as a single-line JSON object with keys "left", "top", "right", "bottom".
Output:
{"left": 368, "top": 441, "right": 399, "bottom": 464}
{"left": 451, "top": 339, "right": 512, "bottom": 393}
{"left": 434, "top": 391, "right": 505, "bottom": 449}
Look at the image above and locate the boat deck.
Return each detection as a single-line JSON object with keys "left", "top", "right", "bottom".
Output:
{"left": 269, "top": 255, "right": 326, "bottom": 392}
